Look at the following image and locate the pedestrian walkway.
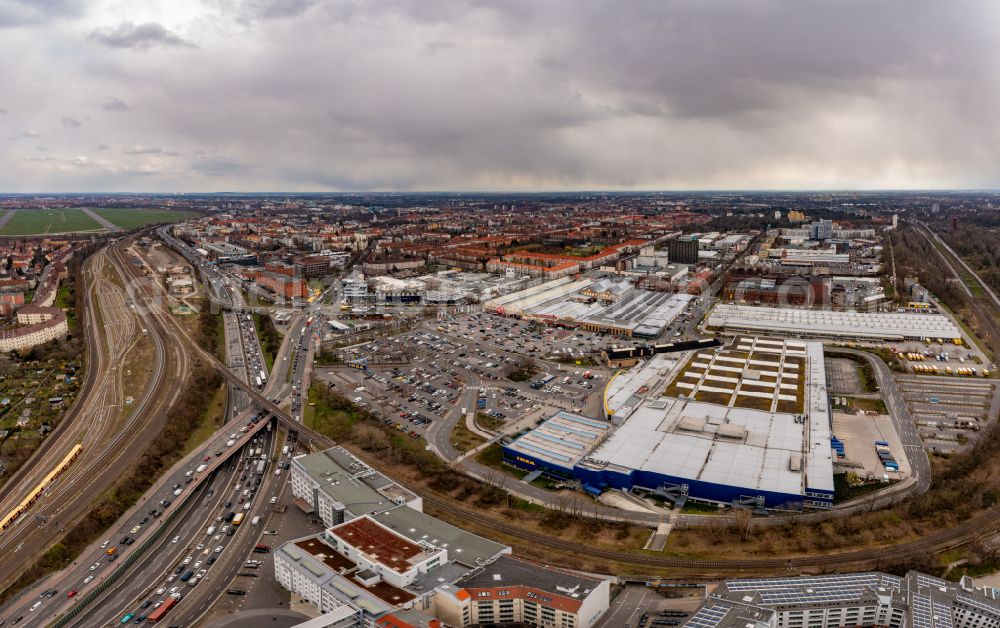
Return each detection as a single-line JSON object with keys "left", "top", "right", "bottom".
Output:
{"left": 643, "top": 520, "right": 673, "bottom": 551}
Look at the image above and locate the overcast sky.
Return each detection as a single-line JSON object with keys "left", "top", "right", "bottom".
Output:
{"left": 1, "top": 0, "right": 998, "bottom": 192}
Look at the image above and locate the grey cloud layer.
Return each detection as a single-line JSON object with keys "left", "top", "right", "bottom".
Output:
{"left": 0, "top": 0, "right": 998, "bottom": 191}
{"left": 88, "top": 21, "right": 194, "bottom": 50}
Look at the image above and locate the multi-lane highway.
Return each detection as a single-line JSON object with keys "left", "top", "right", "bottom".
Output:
{"left": 63, "top": 423, "right": 291, "bottom": 627}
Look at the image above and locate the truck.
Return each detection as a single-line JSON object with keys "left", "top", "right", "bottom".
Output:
{"left": 146, "top": 596, "right": 177, "bottom": 623}
{"left": 179, "top": 570, "right": 194, "bottom": 582}
{"left": 256, "top": 460, "right": 267, "bottom": 475}
{"left": 540, "top": 374, "right": 555, "bottom": 385}
{"left": 281, "top": 445, "right": 289, "bottom": 456}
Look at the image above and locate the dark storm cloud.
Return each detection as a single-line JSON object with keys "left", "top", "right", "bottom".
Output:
{"left": 102, "top": 97, "right": 130, "bottom": 112}
{"left": 0, "top": 0, "right": 85, "bottom": 28}
{"left": 88, "top": 21, "right": 194, "bottom": 50}
{"left": 123, "top": 145, "right": 178, "bottom": 156}
{"left": 203, "top": 0, "right": 320, "bottom": 24}
{"left": 2, "top": 0, "right": 999, "bottom": 191}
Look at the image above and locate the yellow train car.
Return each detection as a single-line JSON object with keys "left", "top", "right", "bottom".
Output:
{"left": 0, "top": 444, "right": 82, "bottom": 533}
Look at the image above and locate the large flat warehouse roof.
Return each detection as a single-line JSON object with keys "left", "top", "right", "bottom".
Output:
{"left": 486, "top": 275, "right": 692, "bottom": 337}
{"left": 581, "top": 291, "right": 693, "bottom": 337}
{"left": 707, "top": 304, "right": 961, "bottom": 341}
{"left": 586, "top": 339, "right": 833, "bottom": 501}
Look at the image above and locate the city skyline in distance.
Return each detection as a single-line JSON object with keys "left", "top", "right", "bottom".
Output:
{"left": 1, "top": 0, "right": 998, "bottom": 193}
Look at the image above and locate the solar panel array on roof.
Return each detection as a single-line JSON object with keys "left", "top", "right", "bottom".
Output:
{"left": 727, "top": 572, "right": 890, "bottom": 590}
{"left": 685, "top": 604, "right": 732, "bottom": 628}
{"left": 913, "top": 593, "right": 934, "bottom": 628}
{"left": 691, "top": 571, "right": 1000, "bottom": 628}
{"left": 506, "top": 411, "right": 610, "bottom": 470}
{"left": 725, "top": 572, "right": 896, "bottom": 605}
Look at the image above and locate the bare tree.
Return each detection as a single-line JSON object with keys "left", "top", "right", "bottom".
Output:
{"left": 731, "top": 508, "right": 754, "bottom": 542}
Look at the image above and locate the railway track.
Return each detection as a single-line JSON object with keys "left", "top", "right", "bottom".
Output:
{"left": 914, "top": 222, "right": 1000, "bottom": 358}
{"left": 419, "top": 490, "right": 995, "bottom": 573}
{"left": 0, "top": 252, "right": 105, "bottom": 508}
{"left": 0, "top": 239, "right": 191, "bottom": 591}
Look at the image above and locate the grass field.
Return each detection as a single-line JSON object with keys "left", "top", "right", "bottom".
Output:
{"left": 0, "top": 208, "right": 196, "bottom": 236}
{"left": 91, "top": 208, "right": 197, "bottom": 229}
{"left": 0, "top": 209, "right": 102, "bottom": 235}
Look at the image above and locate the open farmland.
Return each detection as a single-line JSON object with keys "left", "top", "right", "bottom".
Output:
{"left": 0, "top": 209, "right": 102, "bottom": 235}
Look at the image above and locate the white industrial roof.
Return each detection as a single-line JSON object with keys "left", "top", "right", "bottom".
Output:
{"left": 604, "top": 354, "right": 682, "bottom": 419}
{"left": 588, "top": 339, "right": 833, "bottom": 500}
{"left": 486, "top": 275, "right": 691, "bottom": 337}
{"left": 590, "top": 397, "right": 806, "bottom": 497}
{"left": 708, "top": 304, "right": 960, "bottom": 341}
{"left": 580, "top": 291, "right": 692, "bottom": 335}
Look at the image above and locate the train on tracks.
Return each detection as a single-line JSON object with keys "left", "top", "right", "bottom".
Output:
{"left": 0, "top": 443, "right": 83, "bottom": 533}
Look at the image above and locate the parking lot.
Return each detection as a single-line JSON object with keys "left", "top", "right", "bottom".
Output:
{"left": 888, "top": 337, "right": 994, "bottom": 374}
{"left": 444, "top": 311, "right": 611, "bottom": 362}
{"left": 895, "top": 374, "right": 996, "bottom": 455}
{"left": 322, "top": 347, "right": 601, "bottom": 431}
{"left": 596, "top": 584, "right": 703, "bottom": 628}
{"left": 315, "top": 322, "right": 612, "bottom": 453}
{"left": 827, "top": 347, "right": 998, "bottom": 457}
